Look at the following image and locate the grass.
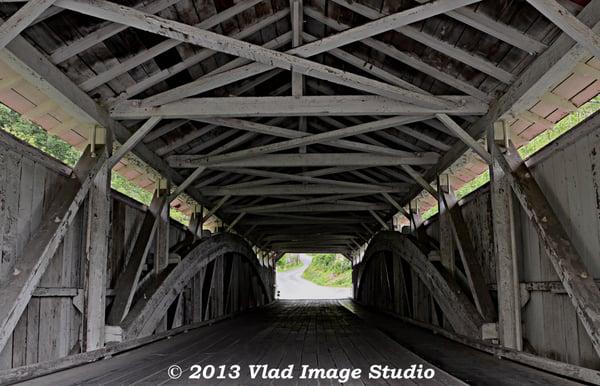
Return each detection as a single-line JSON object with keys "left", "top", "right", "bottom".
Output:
{"left": 302, "top": 253, "right": 352, "bottom": 287}
{"left": 421, "top": 96, "right": 600, "bottom": 220}
{"left": 276, "top": 253, "right": 304, "bottom": 272}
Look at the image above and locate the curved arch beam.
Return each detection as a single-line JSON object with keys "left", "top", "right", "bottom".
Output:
{"left": 121, "top": 233, "right": 272, "bottom": 339}
{"left": 356, "top": 231, "right": 483, "bottom": 338}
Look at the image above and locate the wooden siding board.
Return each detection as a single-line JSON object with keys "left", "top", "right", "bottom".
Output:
{"left": 421, "top": 112, "right": 600, "bottom": 368}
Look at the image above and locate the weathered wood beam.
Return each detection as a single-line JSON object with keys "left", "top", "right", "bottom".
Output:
{"left": 495, "top": 143, "right": 600, "bottom": 357}
{"left": 165, "top": 118, "right": 286, "bottom": 201}
{"left": 108, "top": 196, "right": 164, "bottom": 325}
{"left": 290, "top": 0, "right": 306, "bottom": 153}
{"left": 402, "top": 0, "right": 600, "bottom": 209}
{"left": 144, "top": 0, "right": 482, "bottom": 108}
{"left": 381, "top": 192, "right": 410, "bottom": 219}
{"left": 435, "top": 113, "right": 492, "bottom": 163}
{"left": 225, "top": 213, "right": 245, "bottom": 232}
{"left": 300, "top": 0, "right": 481, "bottom": 56}
{"left": 170, "top": 153, "right": 438, "bottom": 169}
{"left": 196, "top": 117, "right": 419, "bottom": 158}
{"left": 400, "top": 165, "right": 437, "bottom": 198}
{"left": 290, "top": 0, "right": 304, "bottom": 98}
{"left": 214, "top": 168, "right": 400, "bottom": 192}
{"left": 241, "top": 216, "right": 370, "bottom": 225}
{"left": 369, "top": 210, "right": 390, "bottom": 230}
{"left": 109, "top": 23, "right": 288, "bottom": 104}
{"left": 167, "top": 116, "right": 431, "bottom": 176}
{"left": 154, "top": 125, "right": 216, "bottom": 157}
{"left": 143, "top": 119, "right": 188, "bottom": 144}
{"left": 154, "top": 181, "right": 170, "bottom": 279}
{"left": 76, "top": 0, "right": 269, "bottom": 92}
{"left": 488, "top": 122, "right": 522, "bottom": 350}
{"left": 303, "top": 8, "right": 490, "bottom": 101}
{"left": 527, "top": 0, "right": 600, "bottom": 59}
{"left": 437, "top": 176, "right": 455, "bottom": 277}
{"left": 112, "top": 96, "right": 485, "bottom": 119}
{"left": 233, "top": 202, "right": 392, "bottom": 213}
{"left": 440, "top": 184, "right": 496, "bottom": 322}
{"left": 0, "top": 147, "right": 108, "bottom": 352}
{"left": 49, "top": 0, "right": 181, "bottom": 63}
{"left": 201, "top": 184, "right": 407, "bottom": 196}
{"left": 108, "top": 117, "right": 161, "bottom": 167}
{"left": 82, "top": 143, "right": 111, "bottom": 351}
{"left": 0, "top": 0, "right": 55, "bottom": 49}
{"left": 202, "top": 195, "right": 230, "bottom": 223}
{"left": 57, "top": 0, "right": 458, "bottom": 108}
{"left": 413, "top": 0, "right": 546, "bottom": 54}
{"left": 330, "top": 0, "right": 514, "bottom": 84}
{"left": 228, "top": 194, "right": 363, "bottom": 213}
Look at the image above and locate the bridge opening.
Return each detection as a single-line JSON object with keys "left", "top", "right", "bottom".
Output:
{"left": 275, "top": 253, "right": 352, "bottom": 299}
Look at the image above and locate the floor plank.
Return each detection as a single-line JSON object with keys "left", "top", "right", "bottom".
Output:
{"left": 16, "top": 300, "right": 580, "bottom": 385}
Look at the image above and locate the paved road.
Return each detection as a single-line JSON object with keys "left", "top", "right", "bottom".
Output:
{"left": 276, "top": 254, "right": 352, "bottom": 299}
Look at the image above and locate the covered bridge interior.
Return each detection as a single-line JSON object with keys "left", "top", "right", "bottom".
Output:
{"left": 0, "top": 0, "right": 600, "bottom": 384}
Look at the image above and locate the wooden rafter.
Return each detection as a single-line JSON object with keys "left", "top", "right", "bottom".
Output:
{"left": 329, "top": 0, "right": 515, "bottom": 84}
{"left": 0, "top": 0, "right": 55, "bottom": 49}
{"left": 56, "top": 0, "right": 467, "bottom": 108}
{"left": 527, "top": 0, "right": 600, "bottom": 59}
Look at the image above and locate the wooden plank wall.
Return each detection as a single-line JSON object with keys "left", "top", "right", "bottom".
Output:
{"left": 422, "top": 120, "right": 600, "bottom": 369}
{"left": 0, "top": 138, "right": 187, "bottom": 371}
{"left": 0, "top": 141, "right": 83, "bottom": 369}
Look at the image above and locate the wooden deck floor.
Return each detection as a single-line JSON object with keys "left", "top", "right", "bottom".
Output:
{"left": 18, "top": 300, "right": 579, "bottom": 385}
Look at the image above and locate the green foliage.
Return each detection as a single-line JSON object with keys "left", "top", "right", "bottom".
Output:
{"left": 0, "top": 104, "right": 81, "bottom": 166}
{"left": 302, "top": 253, "right": 352, "bottom": 287}
{"left": 421, "top": 96, "right": 600, "bottom": 221}
{"left": 0, "top": 103, "right": 190, "bottom": 225}
{"left": 276, "top": 253, "right": 303, "bottom": 272}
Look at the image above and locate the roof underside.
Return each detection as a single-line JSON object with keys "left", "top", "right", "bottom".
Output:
{"left": 0, "top": 0, "right": 598, "bottom": 254}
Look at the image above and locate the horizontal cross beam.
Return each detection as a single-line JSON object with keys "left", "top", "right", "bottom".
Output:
{"left": 201, "top": 184, "right": 408, "bottom": 196}
{"left": 110, "top": 96, "right": 487, "bottom": 119}
{"left": 169, "top": 153, "right": 439, "bottom": 168}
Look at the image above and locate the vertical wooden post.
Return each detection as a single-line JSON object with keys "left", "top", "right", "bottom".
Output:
{"left": 438, "top": 175, "right": 455, "bottom": 277}
{"left": 188, "top": 205, "right": 203, "bottom": 240}
{"left": 154, "top": 178, "right": 170, "bottom": 332}
{"left": 154, "top": 178, "right": 170, "bottom": 274}
{"left": 408, "top": 200, "right": 422, "bottom": 233}
{"left": 489, "top": 121, "right": 522, "bottom": 350}
{"left": 83, "top": 126, "right": 111, "bottom": 351}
